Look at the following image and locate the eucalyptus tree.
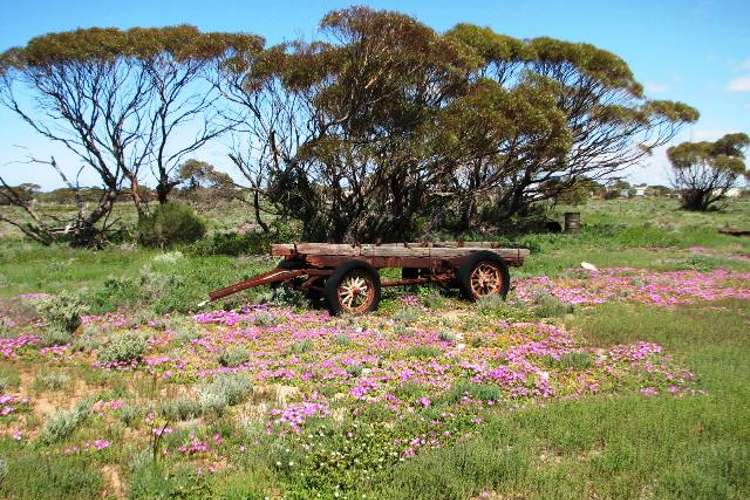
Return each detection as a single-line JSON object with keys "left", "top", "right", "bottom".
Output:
{"left": 668, "top": 133, "right": 749, "bottom": 210}
{"left": 219, "top": 6, "right": 473, "bottom": 242}
{"left": 0, "top": 26, "right": 258, "bottom": 245}
{"left": 221, "top": 7, "right": 698, "bottom": 240}
{"left": 440, "top": 24, "right": 700, "bottom": 226}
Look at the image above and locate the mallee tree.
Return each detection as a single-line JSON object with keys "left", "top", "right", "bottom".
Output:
{"left": 668, "top": 133, "right": 749, "bottom": 211}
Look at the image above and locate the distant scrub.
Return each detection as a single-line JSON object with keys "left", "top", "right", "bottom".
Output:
{"left": 137, "top": 202, "right": 206, "bottom": 248}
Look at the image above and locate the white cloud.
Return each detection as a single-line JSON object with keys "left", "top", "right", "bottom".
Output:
{"left": 727, "top": 75, "right": 750, "bottom": 92}
{"left": 645, "top": 81, "right": 668, "bottom": 94}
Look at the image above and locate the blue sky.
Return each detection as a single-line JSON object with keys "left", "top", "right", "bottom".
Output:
{"left": 1, "top": 0, "right": 748, "bottom": 189}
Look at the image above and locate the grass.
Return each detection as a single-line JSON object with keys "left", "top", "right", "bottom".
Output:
{"left": 368, "top": 300, "right": 750, "bottom": 499}
{"left": 0, "top": 196, "right": 748, "bottom": 499}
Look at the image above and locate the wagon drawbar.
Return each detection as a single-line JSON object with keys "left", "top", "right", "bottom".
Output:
{"left": 208, "top": 242, "right": 530, "bottom": 315}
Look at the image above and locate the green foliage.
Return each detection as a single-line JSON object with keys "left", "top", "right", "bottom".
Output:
{"left": 0, "top": 366, "right": 21, "bottom": 392}
{"left": 290, "top": 339, "right": 314, "bottom": 355}
{"left": 38, "top": 326, "right": 73, "bottom": 347}
{"left": 406, "top": 345, "right": 442, "bottom": 359}
{"left": 97, "top": 332, "right": 147, "bottom": 365}
{"left": 159, "top": 396, "right": 202, "bottom": 421}
{"left": 36, "top": 291, "right": 88, "bottom": 333}
{"left": 128, "top": 462, "right": 212, "bottom": 500}
{"left": 188, "top": 220, "right": 298, "bottom": 256}
{"left": 32, "top": 371, "right": 70, "bottom": 391}
{"left": 0, "top": 452, "right": 103, "bottom": 500}
{"left": 137, "top": 202, "right": 206, "bottom": 248}
{"left": 217, "top": 345, "right": 250, "bottom": 367}
{"left": 198, "top": 374, "right": 252, "bottom": 416}
{"left": 533, "top": 292, "right": 574, "bottom": 318}
{"left": 544, "top": 352, "right": 594, "bottom": 370}
{"left": 668, "top": 133, "right": 749, "bottom": 211}
{"left": 345, "top": 363, "right": 363, "bottom": 377}
{"left": 443, "top": 380, "right": 502, "bottom": 404}
{"left": 39, "top": 398, "right": 93, "bottom": 444}
{"left": 393, "top": 308, "right": 421, "bottom": 325}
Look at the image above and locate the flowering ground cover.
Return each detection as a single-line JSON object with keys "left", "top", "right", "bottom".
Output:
{"left": 1, "top": 263, "right": 748, "bottom": 499}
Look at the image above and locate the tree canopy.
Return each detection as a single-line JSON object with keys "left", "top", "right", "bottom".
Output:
{"left": 1, "top": 7, "right": 701, "bottom": 245}
{"left": 668, "top": 133, "right": 749, "bottom": 210}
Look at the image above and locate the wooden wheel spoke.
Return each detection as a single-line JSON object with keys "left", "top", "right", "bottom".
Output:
{"left": 337, "top": 271, "right": 374, "bottom": 312}
{"left": 470, "top": 262, "right": 503, "bottom": 297}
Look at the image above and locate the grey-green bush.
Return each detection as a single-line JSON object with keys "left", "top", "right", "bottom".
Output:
{"left": 198, "top": 374, "right": 252, "bottom": 416}
{"left": 137, "top": 202, "right": 206, "bottom": 248}
{"left": 36, "top": 291, "right": 88, "bottom": 333}
{"left": 217, "top": 345, "right": 250, "bottom": 367}
{"left": 39, "top": 398, "right": 93, "bottom": 444}
{"left": 98, "top": 332, "right": 147, "bottom": 365}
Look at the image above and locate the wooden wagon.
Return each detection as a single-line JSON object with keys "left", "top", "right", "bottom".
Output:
{"left": 208, "top": 242, "right": 530, "bottom": 315}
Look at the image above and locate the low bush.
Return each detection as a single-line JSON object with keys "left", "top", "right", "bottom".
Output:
{"left": 533, "top": 292, "right": 574, "bottom": 318}
{"left": 443, "top": 381, "right": 502, "bottom": 403}
{"left": 39, "top": 398, "right": 93, "bottom": 444}
{"left": 187, "top": 219, "right": 299, "bottom": 256}
{"left": 38, "top": 326, "right": 73, "bottom": 347}
{"left": 36, "top": 291, "right": 88, "bottom": 333}
{"left": 159, "top": 396, "right": 202, "bottom": 421}
{"left": 97, "top": 332, "right": 147, "bottom": 365}
{"left": 137, "top": 202, "right": 206, "bottom": 248}
{"left": 406, "top": 345, "right": 442, "bottom": 359}
{"left": 198, "top": 374, "right": 252, "bottom": 416}
{"left": 217, "top": 345, "right": 251, "bottom": 367}
{"left": 33, "top": 371, "right": 70, "bottom": 391}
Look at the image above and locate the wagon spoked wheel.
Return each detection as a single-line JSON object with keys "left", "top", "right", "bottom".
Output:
{"left": 470, "top": 263, "right": 504, "bottom": 297}
{"left": 337, "top": 272, "right": 376, "bottom": 313}
{"left": 457, "top": 251, "right": 511, "bottom": 301}
{"left": 324, "top": 261, "right": 381, "bottom": 315}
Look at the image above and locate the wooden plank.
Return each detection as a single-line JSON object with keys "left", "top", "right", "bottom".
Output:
{"left": 271, "top": 242, "right": 529, "bottom": 259}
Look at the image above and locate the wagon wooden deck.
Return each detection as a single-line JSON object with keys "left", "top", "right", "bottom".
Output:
{"left": 209, "top": 242, "right": 530, "bottom": 314}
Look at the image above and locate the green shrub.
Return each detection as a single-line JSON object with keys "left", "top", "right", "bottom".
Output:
{"left": 137, "top": 202, "right": 206, "bottom": 248}
{"left": 38, "top": 326, "right": 73, "bottom": 347}
{"left": 406, "top": 345, "right": 442, "bottom": 359}
{"left": 438, "top": 331, "right": 457, "bottom": 343}
{"left": 444, "top": 381, "right": 502, "bottom": 403}
{"left": 217, "top": 345, "right": 251, "bottom": 367}
{"left": 533, "top": 292, "right": 574, "bottom": 318}
{"left": 36, "top": 291, "right": 88, "bottom": 333}
{"left": 118, "top": 404, "right": 141, "bottom": 427}
{"left": 39, "top": 398, "right": 93, "bottom": 444}
{"left": 188, "top": 220, "right": 298, "bottom": 256}
{"left": 394, "top": 308, "right": 421, "bottom": 325}
{"left": 159, "top": 396, "right": 202, "bottom": 421}
{"left": 198, "top": 374, "right": 252, "bottom": 416}
{"left": 188, "top": 231, "right": 270, "bottom": 256}
{"left": 546, "top": 351, "right": 593, "bottom": 370}
{"left": 290, "top": 339, "right": 314, "bottom": 354}
{"left": 333, "top": 334, "right": 351, "bottom": 347}
{"left": 253, "top": 312, "right": 279, "bottom": 327}
{"left": 33, "top": 371, "right": 70, "bottom": 391}
{"left": 345, "top": 363, "right": 363, "bottom": 377}
{"left": 97, "top": 332, "right": 147, "bottom": 365}
{"left": 0, "top": 366, "right": 20, "bottom": 392}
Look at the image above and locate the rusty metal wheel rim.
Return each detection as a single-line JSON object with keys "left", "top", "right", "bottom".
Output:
{"left": 469, "top": 262, "right": 503, "bottom": 298}
{"left": 337, "top": 271, "right": 375, "bottom": 313}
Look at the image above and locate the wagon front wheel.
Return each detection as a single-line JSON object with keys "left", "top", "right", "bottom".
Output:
{"left": 457, "top": 251, "right": 510, "bottom": 301}
{"left": 324, "top": 261, "right": 381, "bottom": 315}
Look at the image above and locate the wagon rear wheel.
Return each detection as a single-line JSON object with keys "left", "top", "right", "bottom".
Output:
{"left": 456, "top": 251, "right": 510, "bottom": 301}
{"left": 324, "top": 261, "right": 381, "bottom": 315}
